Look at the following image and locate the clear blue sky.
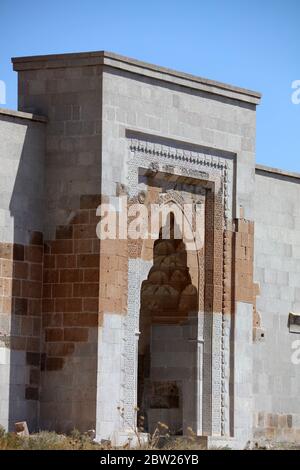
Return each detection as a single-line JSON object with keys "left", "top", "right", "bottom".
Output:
{"left": 1, "top": 0, "right": 299, "bottom": 172}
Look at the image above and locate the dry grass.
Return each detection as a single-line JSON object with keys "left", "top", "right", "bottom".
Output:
{"left": 0, "top": 427, "right": 107, "bottom": 450}
{"left": 0, "top": 426, "right": 214, "bottom": 450}
{"left": 2, "top": 425, "right": 298, "bottom": 450}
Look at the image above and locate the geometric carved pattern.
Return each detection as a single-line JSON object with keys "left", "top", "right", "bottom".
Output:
{"left": 123, "top": 136, "right": 234, "bottom": 435}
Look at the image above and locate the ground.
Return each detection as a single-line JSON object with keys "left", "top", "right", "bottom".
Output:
{"left": 1, "top": 427, "right": 300, "bottom": 450}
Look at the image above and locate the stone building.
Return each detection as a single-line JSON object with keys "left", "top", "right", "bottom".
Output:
{"left": 0, "top": 51, "right": 300, "bottom": 448}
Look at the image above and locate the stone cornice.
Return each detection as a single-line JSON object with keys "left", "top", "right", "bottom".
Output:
{"left": 256, "top": 164, "right": 300, "bottom": 181}
{"left": 0, "top": 107, "right": 47, "bottom": 123}
{"left": 12, "top": 51, "right": 261, "bottom": 105}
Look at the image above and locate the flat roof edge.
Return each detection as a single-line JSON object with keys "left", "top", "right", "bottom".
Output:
{"left": 256, "top": 164, "right": 300, "bottom": 181}
{"left": 0, "top": 108, "right": 47, "bottom": 123}
{"left": 11, "top": 50, "right": 261, "bottom": 105}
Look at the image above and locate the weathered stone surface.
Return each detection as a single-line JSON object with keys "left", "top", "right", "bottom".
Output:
{"left": 0, "top": 50, "right": 299, "bottom": 449}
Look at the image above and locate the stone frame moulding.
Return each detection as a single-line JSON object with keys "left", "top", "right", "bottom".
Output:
{"left": 97, "top": 132, "right": 236, "bottom": 442}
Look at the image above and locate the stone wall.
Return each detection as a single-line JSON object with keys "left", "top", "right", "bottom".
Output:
{"left": 14, "top": 59, "right": 103, "bottom": 432}
{"left": 99, "top": 57, "right": 258, "bottom": 444}
{"left": 0, "top": 110, "right": 45, "bottom": 431}
{"left": 254, "top": 166, "right": 300, "bottom": 443}
{"left": 15, "top": 60, "right": 103, "bottom": 240}
{"left": 5, "top": 51, "right": 261, "bottom": 446}
{"left": 100, "top": 56, "right": 258, "bottom": 220}
{"left": 40, "top": 194, "right": 100, "bottom": 432}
